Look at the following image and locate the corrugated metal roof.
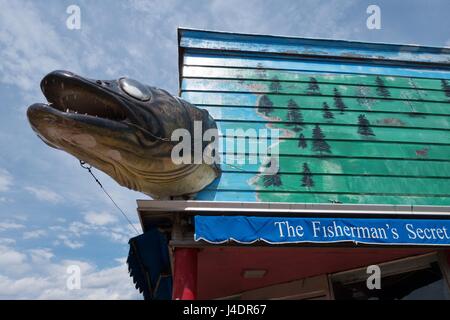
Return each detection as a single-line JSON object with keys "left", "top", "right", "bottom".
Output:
{"left": 177, "top": 28, "right": 450, "bottom": 206}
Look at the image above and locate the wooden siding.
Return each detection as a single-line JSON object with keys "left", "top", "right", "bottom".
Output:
{"left": 178, "top": 29, "right": 450, "bottom": 205}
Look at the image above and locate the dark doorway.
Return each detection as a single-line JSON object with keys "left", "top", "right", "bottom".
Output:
{"left": 331, "top": 254, "right": 450, "bottom": 300}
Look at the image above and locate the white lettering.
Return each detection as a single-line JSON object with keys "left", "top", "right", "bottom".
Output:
{"left": 367, "top": 265, "right": 381, "bottom": 289}
{"left": 66, "top": 5, "right": 81, "bottom": 30}
{"left": 366, "top": 5, "right": 381, "bottom": 30}
{"left": 66, "top": 264, "right": 81, "bottom": 290}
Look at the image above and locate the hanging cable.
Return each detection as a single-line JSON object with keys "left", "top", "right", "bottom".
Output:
{"left": 79, "top": 160, "right": 140, "bottom": 235}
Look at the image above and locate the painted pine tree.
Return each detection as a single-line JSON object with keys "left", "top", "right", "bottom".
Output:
{"left": 258, "top": 95, "right": 274, "bottom": 116}
{"left": 301, "top": 163, "right": 314, "bottom": 187}
{"left": 273, "top": 174, "right": 282, "bottom": 186}
{"left": 263, "top": 173, "right": 282, "bottom": 187}
{"left": 333, "top": 88, "right": 347, "bottom": 114}
{"left": 286, "top": 99, "right": 303, "bottom": 132}
{"left": 312, "top": 124, "right": 331, "bottom": 155}
{"left": 441, "top": 80, "right": 450, "bottom": 98}
{"left": 270, "top": 76, "right": 282, "bottom": 93}
{"left": 357, "top": 114, "right": 375, "bottom": 136}
{"left": 260, "top": 157, "right": 281, "bottom": 187}
{"left": 307, "top": 77, "right": 321, "bottom": 95}
{"left": 322, "top": 102, "right": 334, "bottom": 120}
{"left": 375, "top": 76, "right": 391, "bottom": 97}
{"left": 298, "top": 133, "right": 307, "bottom": 149}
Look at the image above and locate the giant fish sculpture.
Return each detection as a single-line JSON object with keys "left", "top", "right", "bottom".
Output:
{"left": 27, "top": 70, "right": 220, "bottom": 199}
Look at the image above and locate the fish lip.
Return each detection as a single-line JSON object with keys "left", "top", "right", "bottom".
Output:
{"left": 27, "top": 102, "right": 130, "bottom": 132}
{"left": 38, "top": 70, "right": 131, "bottom": 123}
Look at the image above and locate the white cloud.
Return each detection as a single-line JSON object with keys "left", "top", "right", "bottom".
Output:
{"left": 56, "top": 234, "right": 84, "bottom": 249}
{"left": 53, "top": 219, "right": 135, "bottom": 246}
{"left": 0, "top": 0, "right": 81, "bottom": 92}
{"left": 0, "top": 169, "right": 13, "bottom": 192}
{"left": 0, "top": 245, "right": 30, "bottom": 275}
{"left": 23, "top": 229, "right": 47, "bottom": 240}
{"left": 0, "top": 244, "right": 140, "bottom": 299}
{"left": 25, "top": 186, "right": 63, "bottom": 204}
{"left": 129, "top": 0, "right": 359, "bottom": 40}
{"left": 0, "top": 245, "right": 27, "bottom": 266}
{"left": 29, "top": 248, "right": 54, "bottom": 263}
{"left": 100, "top": 229, "right": 129, "bottom": 244}
{"left": 0, "top": 238, "right": 16, "bottom": 245}
{"left": 83, "top": 211, "right": 118, "bottom": 226}
{"left": 0, "top": 222, "right": 25, "bottom": 232}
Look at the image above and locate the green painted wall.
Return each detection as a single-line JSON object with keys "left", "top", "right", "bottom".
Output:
{"left": 179, "top": 33, "right": 450, "bottom": 206}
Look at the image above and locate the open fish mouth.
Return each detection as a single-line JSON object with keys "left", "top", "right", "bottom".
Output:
{"left": 28, "top": 70, "right": 130, "bottom": 126}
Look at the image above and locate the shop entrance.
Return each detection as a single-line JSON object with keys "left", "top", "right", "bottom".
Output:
{"left": 225, "top": 253, "right": 450, "bottom": 300}
{"left": 330, "top": 252, "right": 450, "bottom": 300}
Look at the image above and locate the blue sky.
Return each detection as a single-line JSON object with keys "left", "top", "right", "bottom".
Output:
{"left": 0, "top": 0, "right": 449, "bottom": 299}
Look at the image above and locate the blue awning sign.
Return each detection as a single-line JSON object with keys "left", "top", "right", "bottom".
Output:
{"left": 194, "top": 216, "right": 450, "bottom": 246}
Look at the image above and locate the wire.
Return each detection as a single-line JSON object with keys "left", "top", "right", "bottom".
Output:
{"left": 79, "top": 160, "right": 140, "bottom": 235}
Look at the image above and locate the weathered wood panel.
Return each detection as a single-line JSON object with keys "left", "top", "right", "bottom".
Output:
{"left": 179, "top": 29, "right": 450, "bottom": 205}
{"left": 183, "top": 92, "right": 450, "bottom": 116}
{"left": 182, "top": 79, "right": 450, "bottom": 102}
{"left": 183, "top": 66, "right": 449, "bottom": 90}
{"left": 180, "top": 29, "right": 450, "bottom": 65}
{"left": 183, "top": 53, "right": 450, "bottom": 79}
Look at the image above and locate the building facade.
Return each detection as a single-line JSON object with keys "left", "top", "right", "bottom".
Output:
{"left": 128, "top": 29, "right": 450, "bottom": 300}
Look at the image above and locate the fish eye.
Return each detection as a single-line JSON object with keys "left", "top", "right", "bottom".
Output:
{"left": 119, "top": 78, "right": 151, "bottom": 101}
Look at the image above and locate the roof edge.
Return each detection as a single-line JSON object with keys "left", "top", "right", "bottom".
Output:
{"left": 177, "top": 27, "right": 450, "bottom": 53}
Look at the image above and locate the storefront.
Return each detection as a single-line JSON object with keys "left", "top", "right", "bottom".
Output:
{"left": 127, "top": 29, "right": 450, "bottom": 300}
